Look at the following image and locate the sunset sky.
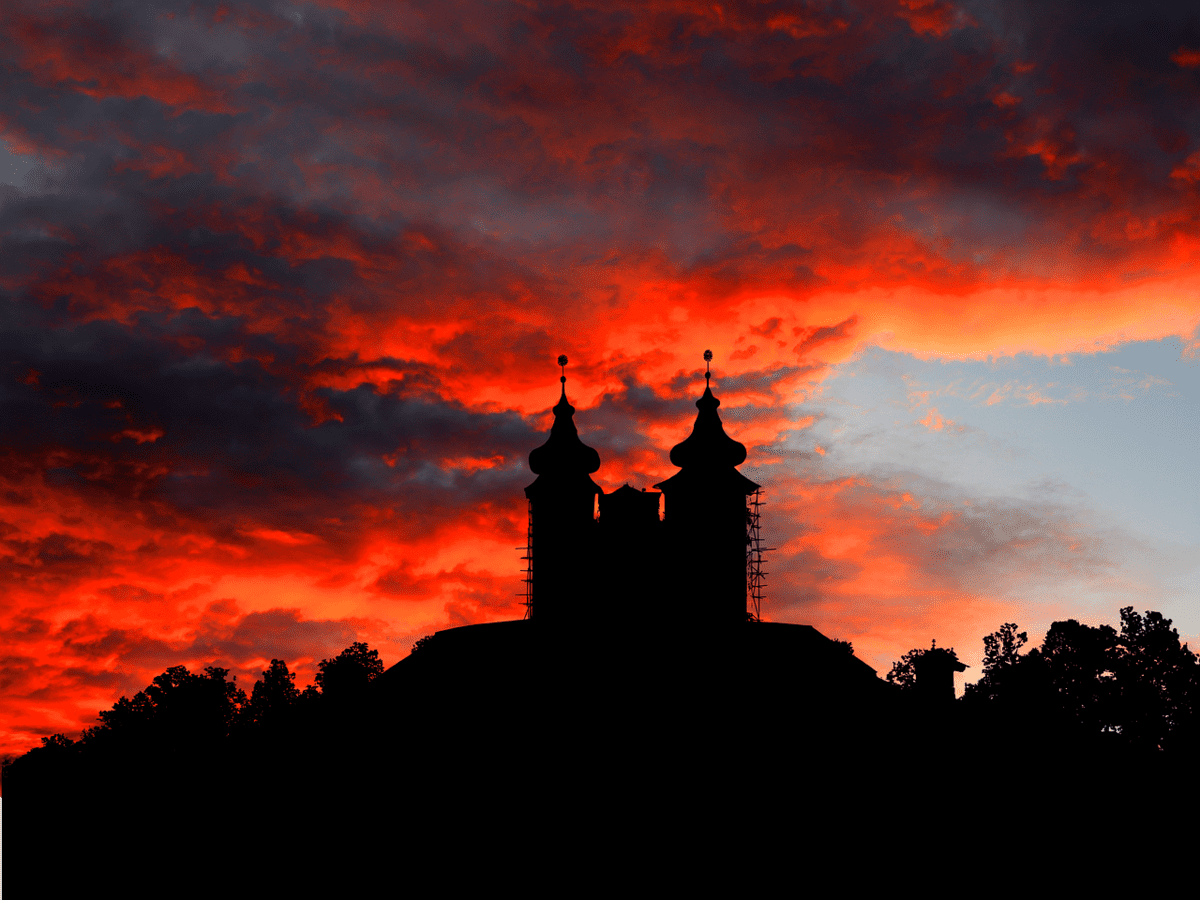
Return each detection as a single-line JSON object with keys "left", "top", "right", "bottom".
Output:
{"left": 3, "top": 0, "right": 1199, "bottom": 759}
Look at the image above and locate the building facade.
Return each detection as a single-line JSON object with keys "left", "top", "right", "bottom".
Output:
{"left": 523, "top": 359, "right": 759, "bottom": 628}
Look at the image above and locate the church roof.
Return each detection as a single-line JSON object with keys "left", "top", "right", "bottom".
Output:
{"left": 656, "top": 355, "right": 759, "bottom": 494}
{"left": 669, "top": 382, "right": 747, "bottom": 470}
{"left": 527, "top": 364, "right": 601, "bottom": 479}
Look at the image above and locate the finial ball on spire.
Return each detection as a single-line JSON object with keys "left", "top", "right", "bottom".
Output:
{"left": 704, "top": 349, "right": 713, "bottom": 363}
{"left": 558, "top": 354, "right": 568, "bottom": 368}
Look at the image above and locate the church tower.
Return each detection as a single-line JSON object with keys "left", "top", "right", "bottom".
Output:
{"left": 655, "top": 351, "right": 759, "bottom": 626}
{"left": 523, "top": 356, "right": 601, "bottom": 625}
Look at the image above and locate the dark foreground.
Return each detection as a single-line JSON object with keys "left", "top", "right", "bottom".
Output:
{"left": 7, "top": 621, "right": 1192, "bottom": 891}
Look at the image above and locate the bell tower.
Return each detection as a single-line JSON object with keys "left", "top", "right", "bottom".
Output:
{"left": 655, "top": 351, "right": 759, "bottom": 626}
{"left": 523, "top": 356, "right": 601, "bottom": 625}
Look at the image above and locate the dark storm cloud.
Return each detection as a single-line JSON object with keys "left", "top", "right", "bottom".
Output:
{"left": 45, "top": 605, "right": 365, "bottom": 677}
{"left": 0, "top": 302, "right": 542, "bottom": 552}
{"left": 99, "top": 584, "right": 166, "bottom": 604}
{"left": 370, "top": 560, "right": 519, "bottom": 619}
{"left": 58, "top": 617, "right": 175, "bottom": 664}
{"left": 0, "top": 532, "right": 116, "bottom": 585}
{"left": 717, "top": 362, "right": 824, "bottom": 399}
{"left": 3, "top": 0, "right": 1199, "bottom": 757}
{"left": 186, "top": 606, "right": 364, "bottom": 666}
{"left": 1, "top": 7, "right": 1196, "bottom": 519}
{"left": 2, "top": 0, "right": 1191, "bottom": 559}
{"left": 588, "top": 374, "right": 698, "bottom": 441}
{"left": 794, "top": 316, "right": 859, "bottom": 359}
{"left": 4, "top": 0, "right": 1197, "bottom": 300}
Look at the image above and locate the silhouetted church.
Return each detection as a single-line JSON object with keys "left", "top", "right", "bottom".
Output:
{"left": 2, "top": 356, "right": 1119, "bottom": 895}
{"left": 380, "top": 353, "right": 910, "bottom": 748}
{"left": 523, "top": 353, "right": 758, "bottom": 629}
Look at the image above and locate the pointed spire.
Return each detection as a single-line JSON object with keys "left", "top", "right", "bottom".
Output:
{"left": 669, "top": 350, "right": 747, "bottom": 470}
{"left": 529, "top": 354, "right": 601, "bottom": 476}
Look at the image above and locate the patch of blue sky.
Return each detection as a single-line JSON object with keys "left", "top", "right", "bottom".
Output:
{"left": 813, "top": 340, "right": 1196, "bottom": 531}
{"left": 799, "top": 337, "right": 1200, "bottom": 632}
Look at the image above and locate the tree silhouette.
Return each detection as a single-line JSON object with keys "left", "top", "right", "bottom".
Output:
{"left": 314, "top": 642, "right": 384, "bottom": 700}
{"left": 242, "top": 659, "right": 301, "bottom": 727}
{"left": 964, "top": 623, "right": 1028, "bottom": 703}
{"left": 15, "top": 732, "right": 79, "bottom": 767}
{"left": 83, "top": 664, "right": 246, "bottom": 749}
{"left": 983, "top": 623, "right": 1027, "bottom": 675}
{"left": 1035, "top": 619, "right": 1117, "bottom": 736}
{"left": 960, "top": 613, "right": 1200, "bottom": 751}
{"left": 1113, "top": 607, "right": 1199, "bottom": 750}
{"left": 410, "top": 634, "right": 436, "bottom": 656}
{"left": 886, "top": 647, "right": 925, "bottom": 690}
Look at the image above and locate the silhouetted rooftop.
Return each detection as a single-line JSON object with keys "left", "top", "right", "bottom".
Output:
{"left": 527, "top": 378, "right": 601, "bottom": 478}
{"left": 668, "top": 381, "right": 748, "bottom": 471}
{"left": 654, "top": 382, "right": 759, "bottom": 495}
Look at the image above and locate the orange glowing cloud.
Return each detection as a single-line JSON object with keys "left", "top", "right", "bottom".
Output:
{"left": 3, "top": 0, "right": 1200, "bottom": 761}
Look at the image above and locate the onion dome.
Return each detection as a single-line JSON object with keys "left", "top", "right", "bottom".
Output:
{"left": 668, "top": 351, "right": 747, "bottom": 470}
{"left": 528, "top": 355, "right": 601, "bottom": 476}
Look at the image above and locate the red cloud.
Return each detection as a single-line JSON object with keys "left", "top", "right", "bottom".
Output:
{"left": 1171, "top": 47, "right": 1200, "bottom": 68}
{"left": 895, "top": 0, "right": 970, "bottom": 38}
{"left": 3, "top": 0, "right": 1199, "bottom": 762}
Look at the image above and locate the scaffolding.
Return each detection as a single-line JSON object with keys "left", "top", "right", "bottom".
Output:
{"left": 746, "top": 489, "right": 772, "bottom": 622}
{"left": 518, "top": 498, "right": 533, "bottom": 619}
